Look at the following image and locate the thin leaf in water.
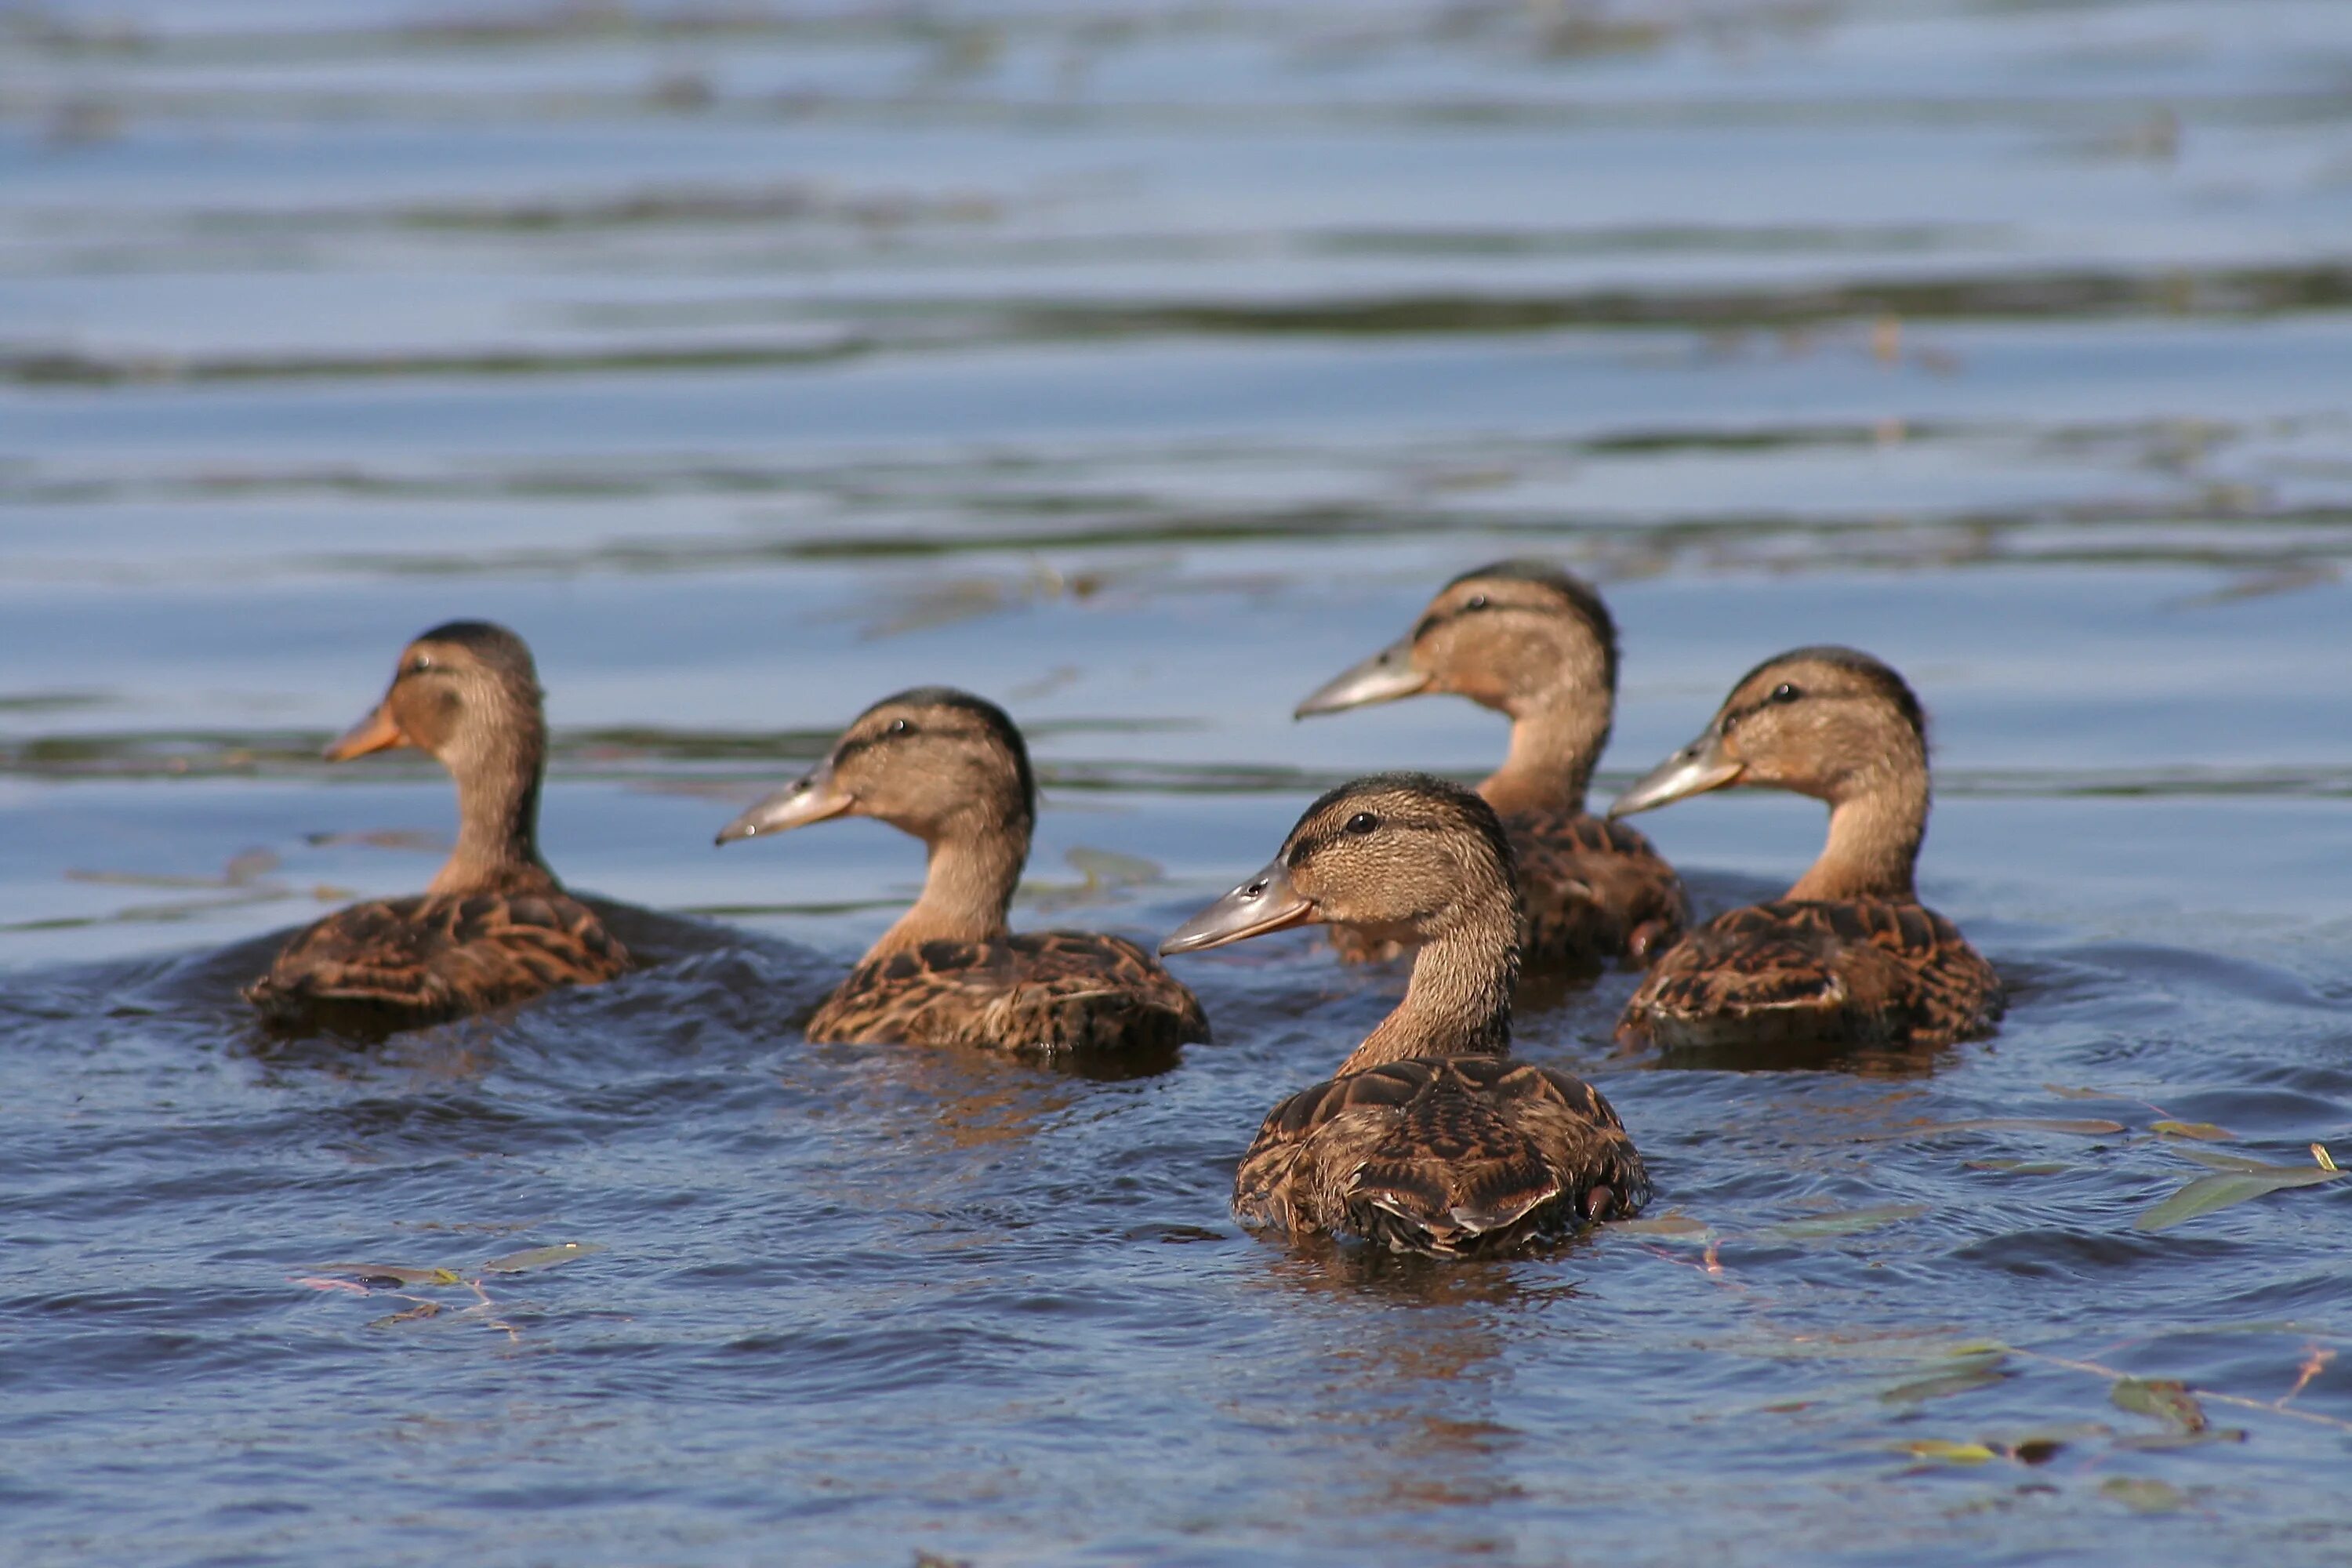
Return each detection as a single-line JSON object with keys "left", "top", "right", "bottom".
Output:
{"left": 1882, "top": 1351, "right": 2009, "bottom": 1406}
{"left": 1762, "top": 1203, "right": 1928, "bottom": 1241}
{"left": 2151, "top": 1120, "right": 2234, "bottom": 1142}
{"left": 321, "top": 1263, "right": 463, "bottom": 1287}
{"left": 481, "top": 1241, "right": 602, "bottom": 1273}
{"left": 2100, "top": 1476, "right": 2188, "bottom": 1514}
{"left": 2133, "top": 1156, "right": 2345, "bottom": 1232}
{"left": 1612, "top": 1214, "right": 1713, "bottom": 1239}
{"left": 1856, "top": 1118, "right": 2123, "bottom": 1143}
{"left": 368, "top": 1301, "right": 443, "bottom": 1329}
{"left": 1899, "top": 1439, "right": 1995, "bottom": 1465}
{"left": 2111, "top": 1377, "right": 2206, "bottom": 1434}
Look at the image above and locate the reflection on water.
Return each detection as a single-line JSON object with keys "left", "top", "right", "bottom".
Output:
{"left": 5, "top": 0, "right": 2352, "bottom": 1563}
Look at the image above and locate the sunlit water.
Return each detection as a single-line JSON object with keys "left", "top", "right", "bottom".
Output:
{"left": 5, "top": 2, "right": 2352, "bottom": 1563}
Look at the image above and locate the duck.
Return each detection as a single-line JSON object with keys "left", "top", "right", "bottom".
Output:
{"left": 717, "top": 686, "right": 1208, "bottom": 1057}
{"left": 1294, "top": 561, "right": 1686, "bottom": 968}
{"left": 244, "top": 621, "right": 629, "bottom": 1031}
{"left": 1161, "top": 773, "right": 1649, "bottom": 1255}
{"left": 1608, "top": 645, "right": 2003, "bottom": 1052}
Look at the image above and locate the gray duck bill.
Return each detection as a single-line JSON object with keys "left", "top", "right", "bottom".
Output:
{"left": 1607, "top": 731, "right": 1743, "bottom": 818}
{"left": 716, "top": 760, "right": 851, "bottom": 845}
{"left": 1160, "top": 858, "right": 1317, "bottom": 955}
{"left": 1293, "top": 635, "right": 1431, "bottom": 719}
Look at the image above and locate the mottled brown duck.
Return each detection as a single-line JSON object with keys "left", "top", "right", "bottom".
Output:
{"left": 244, "top": 621, "right": 628, "bottom": 1031}
{"left": 1162, "top": 773, "right": 1648, "bottom": 1255}
{"left": 1295, "top": 561, "right": 1686, "bottom": 968}
{"left": 717, "top": 687, "right": 1207, "bottom": 1057}
{"left": 1610, "top": 646, "right": 2003, "bottom": 1053}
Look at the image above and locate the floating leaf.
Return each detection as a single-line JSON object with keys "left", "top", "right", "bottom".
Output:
{"left": 2318, "top": 1144, "right": 2340, "bottom": 1173}
{"left": 1900, "top": 1439, "right": 1995, "bottom": 1465}
{"left": 2151, "top": 1120, "right": 2233, "bottom": 1142}
{"left": 1762, "top": 1203, "right": 1928, "bottom": 1241}
{"left": 1613, "top": 1214, "right": 1713, "bottom": 1238}
{"left": 2116, "top": 1427, "right": 2246, "bottom": 1450}
{"left": 1857, "top": 1118, "right": 2122, "bottom": 1142}
{"left": 2043, "top": 1084, "right": 2129, "bottom": 1102}
{"left": 2134, "top": 1156, "right": 2346, "bottom": 1232}
{"left": 1882, "top": 1352, "right": 2009, "bottom": 1406}
{"left": 1965, "top": 1160, "right": 2068, "bottom": 1175}
{"left": 368, "top": 1301, "right": 443, "bottom": 1329}
{"left": 2170, "top": 1147, "right": 2282, "bottom": 1174}
{"left": 2111, "top": 1377, "right": 2206, "bottom": 1433}
{"left": 320, "top": 1263, "right": 463, "bottom": 1287}
{"left": 482, "top": 1241, "right": 602, "bottom": 1273}
{"left": 292, "top": 1276, "right": 370, "bottom": 1294}
{"left": 2100, "top": 1476, "right": 2187, "bottom": 1513}
{"left": 1064, "top": 847, "right": 1162, "bottom": 888}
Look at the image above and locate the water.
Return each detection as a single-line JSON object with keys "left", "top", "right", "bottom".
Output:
{"left": 5, "top": 1, "right": 2352, "bottom": 1562}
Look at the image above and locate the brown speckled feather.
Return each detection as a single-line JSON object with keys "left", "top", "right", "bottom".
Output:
{"left": 244, "top": 889, "right": 628, "bottom": 1029}
{"left": 1335, "top": 809, "right": 1685, "bottom": 968}
{"left": 1617, "top": 898, "right": 2002, "bottom": 1051}
{"left": 1233, "top": 1057, "right": 1648, "bottom": 1254}
{"left": 808, "top": 930, "right": 1210, "bottom": 1055}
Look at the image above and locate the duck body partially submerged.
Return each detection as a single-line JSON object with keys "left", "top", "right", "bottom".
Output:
{"left": 720, "top": 687, "right": 1207, "bottom": 1058}
{"left": 1295, "top": 561, "right": 1685, "bottom": 970}
{"left": 1164, "top": 773, "right": 1647, "bottom": 1256}
{"left": 1610, "top": 646, "right": 2002, "bottom": 1054}
{"left": 245, "top": 621, "right": 627, "bottom": 1033}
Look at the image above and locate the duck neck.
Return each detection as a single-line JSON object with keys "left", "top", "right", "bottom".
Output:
{"left": 430, "top": 736, "right": 552, "bottom": 896}
{"left": 1786, "top": 771, "right": 1926, "bottom": 902}
{"left": 870, "top": 814, "right": 1028, "bottom": 956}
{"left": 1338, "top": 898, "right": 1519, "bottom": 1073}
{"left": 1480, "top": 695, "right": 1609, "bottom": 818}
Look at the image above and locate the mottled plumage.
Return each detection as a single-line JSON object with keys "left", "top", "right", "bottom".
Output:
{"left": 1163, "top": 774, "right": 1647, "bottom": 1256}
{"left": 1610, "top": 646, "right": 2002, "bottom": 1053}
{"left": 810, "top": 931, "right": 1208, "bottom": 1054}
{"left": 720, "top": 687, "right": 1207, "bottom": 1058}
{"left": 1298, "top": 561, "right": 1685, "bottom": 969}
{"left": 245, "top": 883, "right": 626, "bottom": 1029}
{"left": 1617, "top": 898, "right": 2002, "bottom": 1051}
{"left": 1234, "top": 1055, "right": 1649, "bottom": 1254}
{"left": 245, "top": 621, "right": 628, "bottom": 1033}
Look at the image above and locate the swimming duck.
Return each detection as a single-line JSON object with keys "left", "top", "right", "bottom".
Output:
{"left": 1609, "top": 646, "right": 2002, "bottom": 1052}
{"left": 1295, "top": 561, "right": 1686, "bottom": 967}
{"left": 1163, "top": 773, "right": 1648, "bottom": 1254}
{"left": 244, "top": 621, "right": 628, "bottom": 1030}
{"left": 717, "top": 687, "right": 1208, "bottom": 1056}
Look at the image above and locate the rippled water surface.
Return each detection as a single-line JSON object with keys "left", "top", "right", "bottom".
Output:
{"left": 7, "top": 2, "right": 2352, "bottom": 1563}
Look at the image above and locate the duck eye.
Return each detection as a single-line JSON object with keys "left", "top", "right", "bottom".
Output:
{"left": 406, "top": 656, "right": 432, "bottom": 675}
{"left": 1464, "top": 594, "right": 1490, "bottom": 612}
{"left": 1345, "top": 811, "right": 1379, "bottom": 835}
{"left": 1770, "top": 682, "right": 1802, "bottom": 704}
{"left": 887, "top": 717, "right": 913, "bottom": 735}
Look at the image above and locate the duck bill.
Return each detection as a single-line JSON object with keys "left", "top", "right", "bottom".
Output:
{"left": 1607, "top": 732, "right": 1744, "bottom": 818}
{"left": 323, "top": 700, "right": 408, "bottom": 762}
{"left": 715, "top": 760, "right": 852, "bottom": 846}
{"left": 1160, "top": 858, "right": 1318, "bottom": 956}
{"left": 1293, "top": 636, "right": 1430, "bottom": 719}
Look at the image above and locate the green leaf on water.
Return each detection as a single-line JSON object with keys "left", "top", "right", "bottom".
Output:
{"left": 1611, "top": 1214, "right": 1713, "bottom": 1238}
{"left": 1762, "top": 1203, "right": 1928, "bottom": 1241}
{"left": 1857, "top": 1118, "right": 2123, "bottom": 1142}
{"left": 322, "top": 1263, "right": 463, "bottom": 1287}
{"left": 2111, "top": 1377, "right": 2206, "bottom": 1433}
{"left": 481, "top": 1241, "right": 603, "bottom": 1273}
{"left": 2151, "top": 1120, "right": 2234, "bottom": 1142}
{"left": 1900, "top": 1439, "right": 1995, "bottom": 1465}
{"left": 2100, "top": 1475, "right": 2188, "bottom": 1513}
{"left": 2133, "top": 1156, "right": 2345, "bottom": 1232}
{"left": 1881, "top": 1352, "right": 2010, "bottom": 1406}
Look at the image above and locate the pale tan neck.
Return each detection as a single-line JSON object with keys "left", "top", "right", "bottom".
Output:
{"left": 867, "top": 818, "right": 1028, "bottom": 956}
{"left": 1339, "top": 893, "right": 1519, "bottom": 1073}
{"left": 1786, "top": 771, "right": 1926, "bottom": 902}
{"left": 428, "top": 739, "right": 554, "bottom": 897}
{"left": 1479, "top": 696, "right": 1610, "bottom": 818}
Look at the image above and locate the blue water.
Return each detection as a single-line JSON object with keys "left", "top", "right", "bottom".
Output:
{"left": 5, "top": 2, "right": 2352, "bottom": 1563}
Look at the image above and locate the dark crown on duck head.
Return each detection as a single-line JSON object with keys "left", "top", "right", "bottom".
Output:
{"left": 1726, "top": 644, "right": 1926, "bottom": 742}
{"left": 1427, "top": 559, "right": 1619, "bottom": 690}
{"left": 413, "top": 620, "right": 539, "bottom": 679}
{"left": 849, "top": 685, "right": 1036, "bottom": 823}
